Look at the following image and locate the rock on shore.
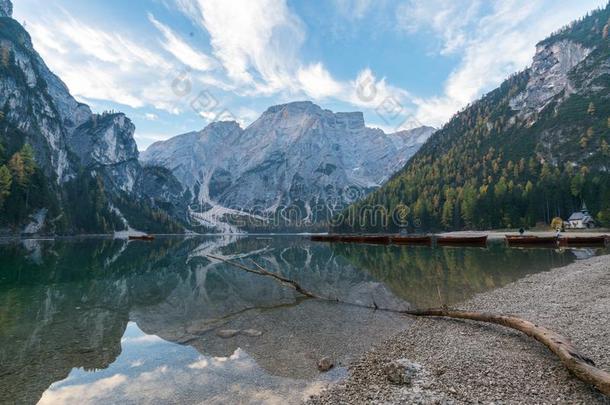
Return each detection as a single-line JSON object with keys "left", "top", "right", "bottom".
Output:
{"left": 308, "top": 254, "right": 610, "bottom": 404}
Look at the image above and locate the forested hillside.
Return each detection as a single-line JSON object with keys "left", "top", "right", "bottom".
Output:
{"left": 337, "top": 4, "right": 610, "bottom": 233}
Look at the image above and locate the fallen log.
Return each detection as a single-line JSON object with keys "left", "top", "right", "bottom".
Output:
{"left": 407, "top": 309, "right": 610, "bottom": 396}
{"left": 206, "top": 254, "right": 610, "bottom": 397}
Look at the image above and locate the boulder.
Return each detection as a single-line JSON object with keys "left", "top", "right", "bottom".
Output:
{"left": 384, "top": 359, "right": 421, "bottom": 385}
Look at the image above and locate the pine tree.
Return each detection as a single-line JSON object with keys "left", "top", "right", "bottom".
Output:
{"left": 460, "top": 184, "right": 477, "bottom": 228}
{"left": 0, "top": 165, "right": 11, "bottom": 209}
{"left": 1, "top": 45, "right": 9, "bottom": 67}
{"left": 602, "top": 140, "right": 610, "bottom": 156}
{"left": 441, "top": 199, "right": 454, "bottom": 229}
{"left": 20, "top": 143, "right": 36, "bottom": 178}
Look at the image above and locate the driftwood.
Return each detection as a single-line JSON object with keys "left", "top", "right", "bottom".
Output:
{"left": 407, "top": 309, "right": 610, "bottom": 396}
{"left": 207, "top": 254, "right": 610, "bottom": 397}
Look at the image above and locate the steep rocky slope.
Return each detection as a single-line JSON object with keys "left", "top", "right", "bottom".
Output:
{"left": 0, "top": 2, "right": 187, "bottom": 234}
{"left": 340, "top": 5, "right": 610, "bottom": 232}
{"left": 142, "top": 101, "right": 434, "bottom": 231}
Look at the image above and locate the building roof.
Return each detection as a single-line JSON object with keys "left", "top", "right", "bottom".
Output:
{"left": 569, "top": 212, "right": 586, "bottom": 221}
{"left": 568, "top": 212, "right": 594, "bottom": 222}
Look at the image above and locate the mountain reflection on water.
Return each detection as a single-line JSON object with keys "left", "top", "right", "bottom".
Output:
{"left": 0, "top": 236, "right": 595, "bottom": 404}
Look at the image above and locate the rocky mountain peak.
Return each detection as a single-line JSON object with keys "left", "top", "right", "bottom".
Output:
{"left": 0, "top": 0, "right": 12, "bottom": 18}
{"left": 203, "top": 120, "right": 242, "bottom": 133}
{"left": 142, "top": 101, "right": 435, "bottom": 231}
{"left": 198, "top": 120, "right": 243, "bottom": 143}
{"left": 259, "top": 101, "right": 367, "bottom": 132}
{"left": 263, "top": 101, "right": 319, "bottom": 116}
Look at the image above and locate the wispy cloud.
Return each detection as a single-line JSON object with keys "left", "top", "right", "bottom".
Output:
{"left": 332, "top": 0, "right": 376, "bottom": 20}
{"left": 397, "top": 0, "right": 483, "bottom": 55}
{"left": 177, "top": 0, "right": 305, "bottom": 93}
{"left": 148, "top": 13, "right": 216, "bottom": 72}
{"left": 26, "top": 9, "right": 179, "bottom": 110}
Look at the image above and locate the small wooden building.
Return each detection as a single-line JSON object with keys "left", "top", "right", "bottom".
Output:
{"left": 566, "top": 203, "right": 596, "bottom": 229}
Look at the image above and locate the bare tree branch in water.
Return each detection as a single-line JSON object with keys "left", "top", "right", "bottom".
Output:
{"left": 207, "top": 254, "right": 320, "bottom": 298}
{"left": 206, "top": 254, "right": 610, "bottom": 397}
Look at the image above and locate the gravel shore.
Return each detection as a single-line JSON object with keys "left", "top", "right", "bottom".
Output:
{"left": 308, "top": 254, "right": 610, "bottom": 404}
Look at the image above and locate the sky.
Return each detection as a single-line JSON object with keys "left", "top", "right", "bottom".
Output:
{"left": 13, "top": 0, "right": 609, "bottom": 150}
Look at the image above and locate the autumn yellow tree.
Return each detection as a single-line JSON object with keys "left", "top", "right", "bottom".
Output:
{"left": 8, "top": 152, "right": 25, "bottom": 186}
{"left": 8, "top": 144, "right": 36, "bottom": 187}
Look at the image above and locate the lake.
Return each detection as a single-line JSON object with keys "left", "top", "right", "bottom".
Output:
{"left": 0, "top": 236, "right": 606, "bottom": 404}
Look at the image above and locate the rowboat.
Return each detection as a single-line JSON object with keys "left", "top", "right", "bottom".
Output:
{"left": 310, "top": 234, "right": 390, "bottom": 245}
{"left": 437, "top": 235, "right": 488, "bottom": 246}
{"left": 558, "top": 236, "right": 608, "bottom": 247}
{"left": 128, "top": 235, "right": 155, "bottom": 241}
{"left": 506, "top": 235, "right": 558, "bottom": 246}
{"left": 389, "top": 235, "right": 432, "bottom": 245}
{"left": 310, "top": 235, "right": 335, "bottom": 242}
{"left": 340, "top": 235, "right": 390, "bottom": 245}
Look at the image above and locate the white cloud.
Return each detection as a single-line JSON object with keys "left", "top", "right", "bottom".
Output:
{"left": 188, "top": 357, "right": 209, "bottom": 369}
{"left": 236, "top": 107, "right": 261, "bottom": 127}
{"left": 134, "top": 132, "right": 175, "bottom": 150}
{"left": 348, "top": 68, "right": 412, "bottom": 110}
{"left": 178, "top": 0, "right": 305, "bottom": 94}
{"left": 53, "top": 13, "right": 168, "bottom": 69}
{"left": 297, "top": 63, "right": 344, "bottom": 99}
{"left": 148, "top": 13, "right": 216, "bottom": 72}
{"left": 121, "top": 334, "right": 166, "bottom": 344}
{"left": 397, "top": 0, "right": 483, "bottom": 55}
{"left": 38, "top": 374, "right": 128, "bottom": 405}
{"left": 25, "top": 9, "right": 183, "bottom": 111}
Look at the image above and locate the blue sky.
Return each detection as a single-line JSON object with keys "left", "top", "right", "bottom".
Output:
{"left": 13, "top": 0, "right": 608, "bottom": 150}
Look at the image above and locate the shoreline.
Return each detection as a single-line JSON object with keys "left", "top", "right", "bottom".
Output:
{"left": 2, "top": 229, "right": 608, "bottom": 242}
{"left": 439, "top": 229, "right": 610, "bottom": 242}
{"left": 308, "top": 254, "right": 610, "bottom": 404}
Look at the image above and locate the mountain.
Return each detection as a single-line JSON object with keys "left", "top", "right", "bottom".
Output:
{"left": 0, "top": 1, "right": 187, "bottom": 235}
{"left": 339, "top": 4, "right": 610, "bottom": 233}
{"left": 142, "top": 101, "right": 435, "bottom": 232}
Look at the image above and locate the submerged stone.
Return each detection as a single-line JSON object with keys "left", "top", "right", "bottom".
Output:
{"left": 317, "top": 357, "right": 334, "bottom": 372}
{"left": 216, "top": 329, "right": 240, "bottom": 338}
